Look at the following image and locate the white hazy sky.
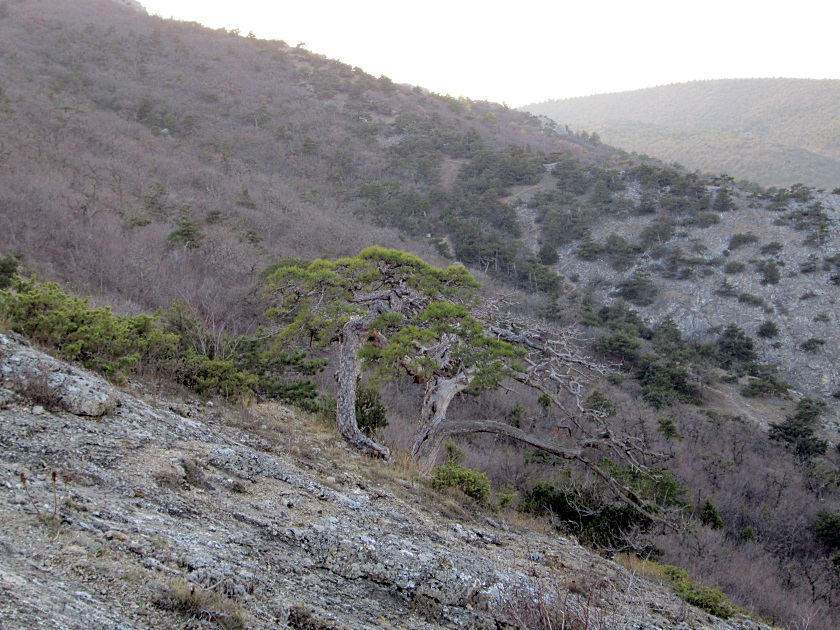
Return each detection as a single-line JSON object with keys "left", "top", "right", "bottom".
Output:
{"left": 139, "top": 1, "right": 838, "bottom": 107}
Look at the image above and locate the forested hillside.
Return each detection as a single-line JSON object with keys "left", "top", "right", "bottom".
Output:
{"left": 1, "top": 2, "right": 839, "bottom": 627}
{"left": 522, "top": 79, "right": 840, "bottom": 189}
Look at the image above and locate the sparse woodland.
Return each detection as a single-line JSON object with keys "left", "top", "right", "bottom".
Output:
{"left": 1, "top": 1, "right": 839, "bottom": 627}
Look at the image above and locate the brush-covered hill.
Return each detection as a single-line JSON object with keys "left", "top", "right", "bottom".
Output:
{"left": 521, "top": 79, "right": 840, "bottom": 189}
{"left": 2, "top": 2, "right": 840, "bottom": 627}
{"left": 0, "top": 0, "right": 604, "bottom": 322}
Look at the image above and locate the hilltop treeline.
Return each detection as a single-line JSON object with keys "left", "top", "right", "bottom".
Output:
{"left": 523, "top": 78, "right": 840, "bottom": 189}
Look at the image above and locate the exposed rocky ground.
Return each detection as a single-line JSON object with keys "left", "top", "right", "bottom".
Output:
{"left": 0, "top": 332, "right": 772, "bottom": 628}
{"left": 510, "top": 180, "right": 840, "bottom": 438}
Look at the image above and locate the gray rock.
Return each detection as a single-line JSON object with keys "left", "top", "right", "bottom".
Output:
{"left": 0, "top": 333, "right": 119, "bottom": 416}
{"left": 0, "top": 332, "right": 774, "bottom": 629}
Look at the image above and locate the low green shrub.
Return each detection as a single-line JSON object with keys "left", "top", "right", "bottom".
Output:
{"left": 613, "top": 271, "right": 659, "bottom": 306}
{"left": 769, "top": 398, "right": 828, "bottom": 461}
{"left": 0, "top": 254, "right": 18, "bottom": 289}
{"left": 662, "top": 565, "right": 735, "bottom": 618}
{"left": 355, "top": 385, "right": 388, "bottom": 436}
{"left": 800, "top": 338, "right": 826, "bottom": 352}
{"left": 814, "top": 510, "right": 840, "bottom": 550}
{"left": 519, "top": 465, "right": 686, "bottom": 551}
{"left": 756, "top": 259, "right": 780, "bottom": 285}
{"left": 596, "top": 330, "right": 641, "bottom": 362}
{"left": 723, "top": 261, "right": 746, "bottom": 274}
{"left": 699, "top": 499, "right": 724, "bottom": 529}
{"left": 657, "top": 417, "right": 683, "bottom": 441}
{"left": 167, "top": 218, "right": 205, "bottom": 248}
{"left": 432, "top": 463, "right": 491, "bottom": 505}
{"left": 0, "top": 277, "right": 275, "bottom": 400}
{"left": 636, "top": 355, "right": 702, "bottom": 409}
{"left": 756, "top": 321, "right": 779, "bottom": 339}
{"left": 682, "top": 212, "right": 721, "bottom": 228}
{"left": 616, "top": 556, "right": 736, "bottom": 619}
{"left": 170, "top": 350, "right": 258, "bottom": 399}
{"left": 759, "top": 241, "right": 784, "bottom": 255}
{"left": 1, "top": 277, "right": 178, "bottom": 381}
{"left": 728, "top": 233, "right": 759, "bottom": 250}
{"left": 740, "top": 377, "right": 789, "bottom": 398}
{"left": 737, "top": 293, "right": 765, "bottom": 307}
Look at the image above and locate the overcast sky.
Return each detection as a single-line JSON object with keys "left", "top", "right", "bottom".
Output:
{"left": 139, "top": 0, "right": 839, "bottom": 107}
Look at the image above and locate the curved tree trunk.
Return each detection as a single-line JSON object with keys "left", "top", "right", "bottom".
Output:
{"left": 440, "top": 419, "right": 584, "bottom": 458}
{"left": 336, "top": 318, "right": 391, "bottom": 460}
{"left": 411, "top": 372, "right": 471, "bottom": 474}
{"left": 441, "top": 420, "right": 669, "bottom": 526}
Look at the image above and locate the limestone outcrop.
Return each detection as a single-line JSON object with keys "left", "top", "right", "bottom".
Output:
{"left": 0, "top": 333, "right": 769, "bottom": 628}
{"left": 0, "top": 333, "right": 119, "bottom": 417}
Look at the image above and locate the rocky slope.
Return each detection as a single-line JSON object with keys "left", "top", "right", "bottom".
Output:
{"left": 508, "top": 176, "right": 840, "bottom": 437}
{"left": 0, "top": 332, "right": 770, "bottom": 628}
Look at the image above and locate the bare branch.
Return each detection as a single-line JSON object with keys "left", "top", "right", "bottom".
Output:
{"left": 442, "top": 420, "right": 677, "bottom": 529}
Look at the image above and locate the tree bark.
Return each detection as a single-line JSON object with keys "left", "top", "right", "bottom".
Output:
{"left": 439, "top": 419, "right": 585, "bottom": 458}
{"left": 336, "top": 318, "right": 391, "bottom": 460}
{"left": 411, "top": 372, "right": 471, "bottom": 474}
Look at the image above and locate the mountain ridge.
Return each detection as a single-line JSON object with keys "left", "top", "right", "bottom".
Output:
{"left": 522, "top": 78, "right": 840, "bottom": 189}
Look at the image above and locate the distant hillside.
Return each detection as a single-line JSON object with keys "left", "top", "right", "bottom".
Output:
{"left": 522, "top": 79, "right": 840, "bottom": 189}
{"left": 0, "top": 0, "right": 604, "bottom": 324}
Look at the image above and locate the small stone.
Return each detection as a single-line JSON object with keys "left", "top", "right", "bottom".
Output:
{"left": 104, "top": 530, "right": 128, "bottom": 541}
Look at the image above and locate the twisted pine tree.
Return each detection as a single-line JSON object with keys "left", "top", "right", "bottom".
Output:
{"left": 262, "top": 247, "right": 484, "bottom": 460}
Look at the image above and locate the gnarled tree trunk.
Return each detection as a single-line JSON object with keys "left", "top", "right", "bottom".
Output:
{"left": 336, "top": 318, "right": 391, "bottom": 460}
{"left": 411, "top": 372, "right": 471, "bottom": 474}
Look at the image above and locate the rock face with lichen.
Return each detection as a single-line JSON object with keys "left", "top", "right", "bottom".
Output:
{"left": 0, "top": 333, "right": 769, "bottom": 628}
{"left": 0, "top": 333, "right": 119, "bottom": 417}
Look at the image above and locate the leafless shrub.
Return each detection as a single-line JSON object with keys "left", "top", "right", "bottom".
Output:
{"left": 501, "top": 563, "right": 615, "bottom": 630}
{"left": 287, "top": 604, "right": 344, "bottom": 629}
{"left": 19, "top": 470, "right": 61, "bottom": 533}
{"left": 155, "top": 578, "right": 246, "bottom": 629}
{"left": 13, "top": 373, "right": 63, "bottom": 412}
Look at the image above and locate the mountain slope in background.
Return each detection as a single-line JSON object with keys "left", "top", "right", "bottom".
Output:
{"left": 522, "top": 79, "right": 840, "bottom": 189}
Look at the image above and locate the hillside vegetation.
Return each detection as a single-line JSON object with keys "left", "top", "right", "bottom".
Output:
{"left": 522, "top": 79, "right": 840, "bottom": 189}
{"left": 1, "top": 2, "right": 839, "bottom": 627}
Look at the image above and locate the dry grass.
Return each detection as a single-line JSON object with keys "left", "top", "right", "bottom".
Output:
{"left": 287, "top": 604, "right": 344, "bottom": 629}
{"left": 614, "top": 553, "right": 738, "bottom": 621}
{"left": 614, "top": 552, "right": 671, "bottom": 583}
{"left": 225, "top": 401, "right": 299, "bottom": 446}
{"left": 18, "top": 469, "right": 63, "bottom": 536}
{"left": 13, "top": 373, "right": 64, "bottom": 413}
{"left": 155, "top": 578, "right": 247, "bottom": 629}
{"left": 500, "top": 563, "right": 617, "bottom": 630}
